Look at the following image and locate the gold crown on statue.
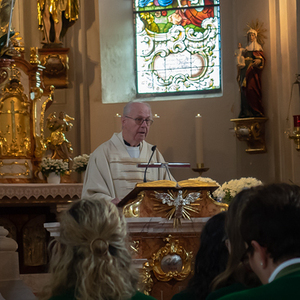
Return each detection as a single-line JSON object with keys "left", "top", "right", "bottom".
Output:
{"left": 245, "top": 19, "right": 267, "bottom": 47}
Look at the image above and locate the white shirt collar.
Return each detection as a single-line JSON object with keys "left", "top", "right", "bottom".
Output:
{"left": 268, "top": 258, "right": 300, "bottom": 283}
{"left": 125, "top": 145, "right": 140, "bottom": 158}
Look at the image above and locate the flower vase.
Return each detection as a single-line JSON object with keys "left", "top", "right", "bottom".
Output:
{"left": 81, "top": 171, "right": 86, "bottom": 183}
{"left": 47, "top": 172, "right": 61, "bottom": 184}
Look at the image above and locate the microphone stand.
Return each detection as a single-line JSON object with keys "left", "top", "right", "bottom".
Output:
{"left": 162, "top": 163, "right": 172, "bottom": 181}
{"left": 143, "top": 145, "right": 157, "bottom": 182}
{"left": 138, "top": 162, "right": 191, "bottom": 185}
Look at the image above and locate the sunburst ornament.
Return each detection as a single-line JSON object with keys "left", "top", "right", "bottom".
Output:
{"left": 153, "top": 190, "right": 201, "bottom": 226}
{"left": 245, "top": 19, "right": 267, "bottom": 47}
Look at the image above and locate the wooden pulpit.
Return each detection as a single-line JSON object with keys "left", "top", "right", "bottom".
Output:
{"left": 118, "top": 179, "right": 228, "bottom": 300}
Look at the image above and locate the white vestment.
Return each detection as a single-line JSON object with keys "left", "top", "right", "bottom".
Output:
{"left": 82, "top": 132, "right": 172, "bottom": 201}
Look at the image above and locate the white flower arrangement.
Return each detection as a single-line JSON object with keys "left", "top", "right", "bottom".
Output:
{"left": 72, "top": 154, "right": 90, "bottom": 173}
{"left": 212, "top": 187, "right": 226, "bottom": 200}
{"left": 215, "top": 177, "right": 263, "bottom": 204}
{"left": 189, "top": 176, "right": 224, "bottom": 200}
{"left": 189, "top": 176, "right": 263, "bottom": 204}
{"left": 40, "top": 158, "right": 69, "bottom": 176}
{"left": 189, "top": 176, "right": 220, "bottom": 185}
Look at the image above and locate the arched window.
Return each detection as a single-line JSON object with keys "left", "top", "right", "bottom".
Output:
{"left": 134, "top": 0, "right": 221, "bottom": 95}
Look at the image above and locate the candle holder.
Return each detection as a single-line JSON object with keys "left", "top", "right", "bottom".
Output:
{"left": 289, "top": 115, "right": 300, "bottom": 151}
{"left": 192, "top": 163, "right": 209, "bottom": 176}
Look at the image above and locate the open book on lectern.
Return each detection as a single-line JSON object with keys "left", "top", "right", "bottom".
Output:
{"left": 117, "top": 178, "right": 220, "bottom": 207}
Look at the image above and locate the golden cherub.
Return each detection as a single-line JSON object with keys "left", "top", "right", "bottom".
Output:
{"left": 45, "top": 111, "right": 74, "bottom": 161}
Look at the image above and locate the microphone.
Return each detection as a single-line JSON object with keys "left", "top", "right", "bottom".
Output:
{"left": 143, "top": 145, "right": 157, "bottom": 182}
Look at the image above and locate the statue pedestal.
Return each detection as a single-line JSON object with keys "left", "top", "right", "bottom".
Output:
{"left": 38, "top": 48, "right": 69, "bottom": 89}
{"left": 231, "top": 117, "right": 268, "bottom": 153}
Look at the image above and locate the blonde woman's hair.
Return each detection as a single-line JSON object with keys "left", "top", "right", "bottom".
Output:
{"left": 39, "top": 199, "right": 139, "bottom": 300}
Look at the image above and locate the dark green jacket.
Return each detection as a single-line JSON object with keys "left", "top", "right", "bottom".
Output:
{"left": 205, "top": 282, "right": 247, "bottom": 300}
{"left": 171, "top": 289, "right": 199, "bottom": 300}
{"left": 48, "top": 290, "right": 156, "bottom": 300}
{"left": 218, "top": 266, "right": 300, "bottom": 300}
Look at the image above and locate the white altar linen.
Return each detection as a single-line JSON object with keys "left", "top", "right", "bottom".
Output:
{"left": 0, "top": 183, "right": 83, "bottom": 203}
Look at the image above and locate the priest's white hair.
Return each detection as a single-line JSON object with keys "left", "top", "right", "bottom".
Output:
{"left": 123, "top": 100, "right": 151, "bottom": 116}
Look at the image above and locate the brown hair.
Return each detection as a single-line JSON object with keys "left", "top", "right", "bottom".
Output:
{"left": 211, "top": 188, "right": 260, "bottom": 291}
{"left": 241, "top": 183, "right": 300, "bottom": 263}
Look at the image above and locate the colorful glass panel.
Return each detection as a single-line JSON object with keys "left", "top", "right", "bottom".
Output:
{"left": 134, "top": 0, "right": 221, "bottom": 95}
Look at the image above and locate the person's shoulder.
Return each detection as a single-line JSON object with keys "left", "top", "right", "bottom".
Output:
{"left": 131, "top": 291, "right": 156, "bottom": 300}
{"left": 206, "top": 282, "right": 247, "bottom": 300}
{"left": 142, "top": 140, "right": 162, "bottom": 153}
{"left": 172, "top": 289, "right": 198, "bottom": 300}
{"left": 215, "top": 288, "right": 253, "bottom": 300}
{"left": 217, "top": 272, "right": 300, "bottom": 300}
{"left": 142, "top": 140, "right": 153, "bottom": 148}
{"left": 215, "top": 284, "right": 265, "bottom": 300}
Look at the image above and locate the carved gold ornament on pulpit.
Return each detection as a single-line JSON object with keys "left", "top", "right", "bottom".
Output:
{"left": 123, "top": 192, "right": 145, "bottom": 218}
{"left": 142, "top": 235, "right": 192, "bottom": 294}
{"left": 154, "top": 189, "right": 201, "bottom": 227}
{"left": 118, "top": 180, "right": 228, "bottom": 298}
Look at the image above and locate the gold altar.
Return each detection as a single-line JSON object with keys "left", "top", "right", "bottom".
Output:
{"left": 0, "top": 49, "right": 54, "bottom": 183}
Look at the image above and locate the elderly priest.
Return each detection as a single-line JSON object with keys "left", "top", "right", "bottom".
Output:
{"left": 82, "top": 101, "right": 173, "bottom": 203}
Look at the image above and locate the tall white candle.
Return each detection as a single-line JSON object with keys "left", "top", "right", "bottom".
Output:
{"left": 114, "top": 113, "right": 121, "bottom": 133}
{"left": 195, "top": 114, "right": 204, "bottom": 167}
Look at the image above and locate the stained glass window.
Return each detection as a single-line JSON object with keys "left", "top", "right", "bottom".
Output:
{"left": 133, "top": 0, "right": 221, "bottom": 95}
